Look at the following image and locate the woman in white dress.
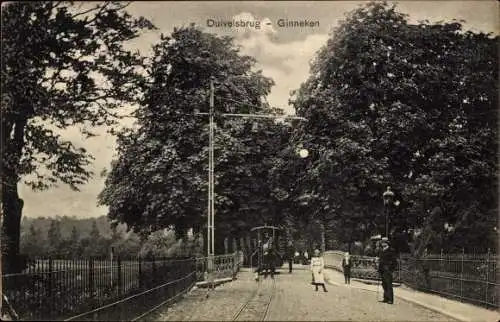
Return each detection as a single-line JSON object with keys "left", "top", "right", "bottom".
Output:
{"left": 310, "top": 249, "right": 328, "bottom": 292}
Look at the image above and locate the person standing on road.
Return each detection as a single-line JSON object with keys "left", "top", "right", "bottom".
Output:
{"left": 378, "top": 239, "right": 397, "bottom": 304}
{"left": 310, "top": 249, "right": 328, "bottom": 292}
{"left": 287, "top": 241, "right": 294, "bottom": 273}
{"left": 342, "top": 252, "right": 352, "bottom": 284}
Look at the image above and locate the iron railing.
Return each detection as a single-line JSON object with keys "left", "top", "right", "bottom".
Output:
{"left": 195, "top": 252, "right": 243, "bottom": 282}
{"left": 324, "top": 250, "right": 498, "bottom": 308}
{"left": 2, "top": 253, "right": 242, "bottom": 320}
{"left": 399, "top": 251, "right": 498, "bottom": 308}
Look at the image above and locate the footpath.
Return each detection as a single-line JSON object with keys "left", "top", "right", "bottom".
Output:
{"left": 324, "top": 268, "right": 500, "bottom": 322}
{"left": 147, "top": 267, "right": 454, "bottom": 321}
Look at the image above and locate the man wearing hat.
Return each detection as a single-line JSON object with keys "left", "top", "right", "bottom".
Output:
{"left": 378, "top": 238, "right": 397, "bottom": 304}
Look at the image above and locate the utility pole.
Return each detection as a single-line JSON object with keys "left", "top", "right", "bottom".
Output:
{"left": 206, "top": 77, "right": 215, "bottom": 291}
{"left": 198, "top": 76, "right": 307, "bottom": 287}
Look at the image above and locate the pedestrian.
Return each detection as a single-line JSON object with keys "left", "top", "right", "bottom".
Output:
{"left": 303, "top": 250, "right": 309, "bottom": 265}
{"left": 287, "top": 241, "right": 294, "bottom": 273}
{"left": 342, "top": 252, "right": 352, "bottom": 284}
{"left": 310, "top": 249, "right": 328, "bottom": 292}
{"left": 262, "top": 236, "right": 275, "bottom": 279}
{"left": 377, "top": 238, "right": 397, "bottom": 304}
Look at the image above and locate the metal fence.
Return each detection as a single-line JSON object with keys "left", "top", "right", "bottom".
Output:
{"left": 400, "top": 251, "right": 498, "bottom": 308}
{"left": 2, "top": 253, "right": 242, "bottom": 321}
{"left": 324, "top": 251, "right": 399, "bottom": 281}
{"left": 195, "top": 253, "right": 242, "bottom": 282}
{"left": 324, "top": 250, "right": 498, "bottom": 308}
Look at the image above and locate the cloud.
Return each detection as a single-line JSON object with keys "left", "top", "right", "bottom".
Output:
{"left": 20, "top": 11, "right": 329, "bottom": 218}
{"left": 229, "top": 12, "right": 328, "bottom": 113}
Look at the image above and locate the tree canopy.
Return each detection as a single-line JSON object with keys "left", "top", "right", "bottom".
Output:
{"left": 1, "top": 1, "right": 155, "bottom": 272}
{"left": 290, "top": 1, "right": 498, "bottom": 253}
{"left": 99, "top": 26, "right": 294, "bottom": 249}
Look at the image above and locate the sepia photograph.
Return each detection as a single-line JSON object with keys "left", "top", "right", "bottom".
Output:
{"left": 1, "top": 1, "right": 498, "bottom": 321}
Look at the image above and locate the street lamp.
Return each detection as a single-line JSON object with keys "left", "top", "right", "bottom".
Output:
{"left": 382, "top": 186, "right": 395, "bottom": 238}
{"left": 298, "top": 148, "right": 309, "bottom": 158}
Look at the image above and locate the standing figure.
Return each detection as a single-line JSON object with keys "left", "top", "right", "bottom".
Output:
{"left": 303, "top": 250, "right": 309, "bottom": 265}
{"left": 378, "top": 238, "right": 397, "bottom": 304}
{"left": 262, "top": 236, "right": 275, "bottom": 278}
{"left": 310, "top": 249, "right": 328, "bottom": 292}
{"left": 287, "top": 241, "right": 294, "bottom": 273}
{"left": 342, "top": 252, "right": 352, "bottom": 284}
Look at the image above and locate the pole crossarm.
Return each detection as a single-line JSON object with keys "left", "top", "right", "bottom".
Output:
{"left": 194, "top": 112, "right": 306, "bottom": 121}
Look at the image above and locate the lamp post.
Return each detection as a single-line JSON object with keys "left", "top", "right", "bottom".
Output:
{"left": 382, "top": 186, "right": 395, "bottom": 238}
{"left": 198, "top": 76, "right": 307, "bottom": 285}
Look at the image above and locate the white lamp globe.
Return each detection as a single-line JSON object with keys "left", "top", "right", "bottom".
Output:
{"left": 299, "top": 148, "right": 309, "bottom": 158}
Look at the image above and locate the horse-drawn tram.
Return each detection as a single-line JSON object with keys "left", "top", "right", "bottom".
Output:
{"left": 249, "top": 225, "right": 285, "bottom": 281}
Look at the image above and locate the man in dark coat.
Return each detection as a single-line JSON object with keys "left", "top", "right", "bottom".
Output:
{"left": 378, "top": 238, "right": 398, "bottom": 304}
{"left": 287, "top": 241, "right": 294, "bottom": 273}
{"left": 342, "top": 252, "right": 352, "bottom": 284}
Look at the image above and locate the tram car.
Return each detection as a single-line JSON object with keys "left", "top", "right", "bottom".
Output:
{"left": 249, "top": 225, "right": 285, "bottom": 280}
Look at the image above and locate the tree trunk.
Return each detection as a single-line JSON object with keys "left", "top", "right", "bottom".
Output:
{"left": 2, "top": 183, "right": 24, "bottom": 274}
{"left": 2, "top": 116, "right": 27, "bottom": 274}
{"left": 320, "top": 222, "right": 325, "bottom": 253}
{"left": 202, "top": 227, "right": 208, "bottom": 257}
{"left": 231, "top": 236, "right": 237, "bottom": 253}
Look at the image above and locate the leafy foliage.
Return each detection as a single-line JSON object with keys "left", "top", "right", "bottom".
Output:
{"left": 1, "top": 1, "right": 155, "bottom": 272}
{"left": 99, "top": 26, "right": 292, "bottom": 246}
{"left": 291, "top": 1, "right": 498, "bottom": 253}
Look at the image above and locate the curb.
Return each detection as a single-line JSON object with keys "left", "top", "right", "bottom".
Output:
{"left": 324, "top": 271, "right": 470, "bottom": 322}
{"left": 195, "top": 277, "right": 234, "bottom": 288}
{"left": 394, "top": 294, "right": 468, "bottom": 322}
{"left": 351, "top": 278, "right": 401, "bottom": 287}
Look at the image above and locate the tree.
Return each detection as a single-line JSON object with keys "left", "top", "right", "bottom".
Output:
{"left": 69, "top": 225, "right": 80, "bottom": 258}
{"left": 47, "top": 220, "right": 62, "bottom": 256}
{"left": 99, "top": 25, "right": 289, "bottom": 252}
{"left": 20, "top": 223, "right": 42, "bottom": 257}
{"left": 1, "top": 2, "right": 155, "bottom": 272}
{"left": 90, "top": 220, "right": 100, "bottom": 241}
{"left": 291, "top": 1, "right": 498, "bottom": 252}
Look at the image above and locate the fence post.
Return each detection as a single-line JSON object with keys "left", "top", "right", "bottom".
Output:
{"left": 48, "top": 258, "right": 53, "bottom": 315}
{"left": 440, "top": 249, "right": 443, "bottom": 277}
{"left": 138, "top": 257, "right": 142, "bottom": 289}
{"left": 398, "top": 253, "right": 402, "bottom": 283}
{"left": 485, "top": 248, "right": 490, "bottom": 304}
{"left": 117, "top": 257, "right": 122, "bottom": 295}
{"left": 89, "top": 257, "right": 94, "bottom": 301}
{"left": 460, "top": 248, "right": 464, "bottom": 302}
{"left": 152, "top": 256, "right": 157, "bottom": 284}
{"left": 231, "top": 253, "right": 236, "bottom": 279}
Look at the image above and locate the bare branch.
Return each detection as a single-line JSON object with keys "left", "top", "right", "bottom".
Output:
{"left": 70, "top": 2, "right": 107, "bottom": 19}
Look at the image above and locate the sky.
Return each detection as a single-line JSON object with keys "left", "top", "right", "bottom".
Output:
{"left": 19, "top": 1, "right": 499, "bottom": 219}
